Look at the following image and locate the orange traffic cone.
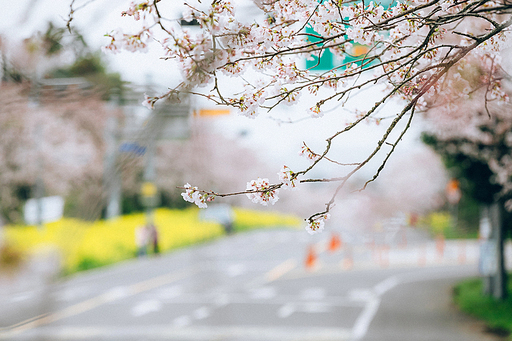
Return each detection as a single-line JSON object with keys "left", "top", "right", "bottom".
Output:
{"left": 328, "top": 233, "right": 342, "bottom": 252}
{"left": 305, "top": 246, "right": 317, "bottom": 270}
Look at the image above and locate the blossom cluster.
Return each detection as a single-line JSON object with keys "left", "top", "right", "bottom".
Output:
{"left": 424, "top": 62, "right": 512, "bottom": 211}
{"left": 278, "top": 165, "right": 299, "bottom": 190}
{"left": 103, "top": 28, "right": 151, "bottom": 54}
{"left": 121, "top": 1, "right": 154, "bottom": 21}
{"left": 246, "top": 178, "right": 279, "bottom": 206}
{"left": 181, "top": 183, "right": 215, "bottom": 209}
{"left": 299, "top": 142, "right": 320, "bottom": 163}
{"left": 305, "top": 213, "right": 330, "bottom": 235}
{"left": 142, "top": 94, "right": 159, "bottom": 110}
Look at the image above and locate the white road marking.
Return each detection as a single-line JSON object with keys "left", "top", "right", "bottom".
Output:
{"left": 172, "top": 315, "right": 192, "bottom": 327}
{"left": 277, "top": 304, "right": 295, "bottom": 318}
{"left": 55, "top": 286, "right": 91, "bottom": 302}
{"left": 374, "top": 276, "right": 399, "bottom": 296}
{"left": 348, "top": 289, "right": 375, "bottom": 302}
{"left": 157, "top": 285, "right": 182, "bottom": 299}
{"left": 300, "top": 287, "right": 326, "bottom": 300}
{"left": 214, "top": 293, "right": 230, "bottom": 307}
{"left": 249, "top": 286, "right": 277, "bottom": 300}
{"left": 351, "top": 298, "right": 380, "bottom": 340}
{"left": 351, "top": 276, "right": 400, "bottom": 340}
{"left": 192, "top": 306, "right": 210, "bottom": 320}
{"left": 10, "top": 291, "right": 35, "bottom": 303}
{"left": 104, "top": 286, "right": 130, "bottom": 301}
{"left": 226, "top": 263, "right": 246, "bottom": 277}
{"left": 278, "top": 302, "right": 331, "bottom": 319}
{"left": 0, "top": 269, "right": 195, "bottom": 338}
{"left": 302, "top": 302, "right": 331, "bottom": 313}
{"left": 131, "top": 299, "right": 162, "bottom": 317}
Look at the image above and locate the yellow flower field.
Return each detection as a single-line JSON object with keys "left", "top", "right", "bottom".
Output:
{"left": 2, "top": 207, "right": 300, "bottom": 275}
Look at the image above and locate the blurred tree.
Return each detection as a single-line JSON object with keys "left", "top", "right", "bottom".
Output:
{"left": 423, "top": 132, "right": 511, "bottom": 300}
{"left": 422, "top": 60, "right": 512, "bottom": 299}
{"left": 40, "top": 22, "right": 65, "bottom": 56}
{"left": 0, "top": 80, "right": 119, "bottom": 222}
{"left": 156, "top": 119, "right": 273, "bottom": 208}
{"left": 50, "top": 53, "right": 125, "bottom": 101}
{"left": 0, "top": 23, "right": 125, "bottom": 222}
{"left": 117, "top": 118, "right": 273, "bottom": 214}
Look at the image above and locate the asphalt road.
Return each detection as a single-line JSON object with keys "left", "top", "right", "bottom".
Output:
{"left": 0, "top": 227, "right": 501, "bottom": 341}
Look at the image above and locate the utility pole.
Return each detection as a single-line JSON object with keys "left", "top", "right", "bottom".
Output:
{"left": 142, "top": 128, "right": 157, "bottom": 226}
{"left": 34, "top": 125, "right": 44, "bottom": 228}
{"left": 104, "top": 114, "right": 121, "bottom": 220}
{"left": 29, "top": 82, "right": 45, "bottom": 228}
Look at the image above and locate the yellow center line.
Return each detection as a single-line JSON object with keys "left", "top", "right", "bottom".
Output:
{"left": 264, "top": 258, "right": 297, "bottom": 283}
{"left": 0, "top": 313, "right": 49, "bottom": 332}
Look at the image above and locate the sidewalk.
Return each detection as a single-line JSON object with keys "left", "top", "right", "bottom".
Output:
{"left": 363, "top": 273, "right": 504, "bottom": 341}
{"left": 308, "top": 227, "right": 512, "bottom": 272}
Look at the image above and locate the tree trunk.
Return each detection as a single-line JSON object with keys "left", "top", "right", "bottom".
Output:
{"left": 481, "top": 202, "right": 508, "bottom": 300}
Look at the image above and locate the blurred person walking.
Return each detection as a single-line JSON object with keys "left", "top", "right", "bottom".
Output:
{"left": 148, "top": 223, "right": 160, "bottom": 256}
{"left": 135, "top": 225, "right": 149, "bottom": 257}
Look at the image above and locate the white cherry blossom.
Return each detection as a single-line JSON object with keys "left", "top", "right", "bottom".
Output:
{"left": 305, "top": 213, "right": 330, "bottom": 235}
{"left": 278, "top": 165, "right": 299, "bottom": 190}
{"left": 246, "top": 178, "right": 279, "bottom": 206}
{"left": 181, "top": 183, "right": 214, "bottom": 209}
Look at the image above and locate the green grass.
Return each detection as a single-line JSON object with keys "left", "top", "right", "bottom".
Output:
{"left": 453, "top": 277, "right": 512, "bottom": 338}
{"left": 420, "top": 211, "right": 479, "bottom": 239}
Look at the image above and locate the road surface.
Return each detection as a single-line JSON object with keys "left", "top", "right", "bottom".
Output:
{"left": 0, "top": 227, "right": 504, "bottom": 341}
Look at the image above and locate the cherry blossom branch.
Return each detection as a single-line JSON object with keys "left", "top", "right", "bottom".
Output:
{"left": 65, "top": 0, "right": 98, "bottom": 33}
{"left": 92, "top": 0, "right": 512, "bottom": 232}
{"left": 304, "top": 16, "right": 512, "bottom": 221}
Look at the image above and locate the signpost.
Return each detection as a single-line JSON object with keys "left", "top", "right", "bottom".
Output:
{"left": 24, "top": 196, "right": 64, "bottom": 225}
{"left": 104, "top": 86, "right": 191, "bottom": 221}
